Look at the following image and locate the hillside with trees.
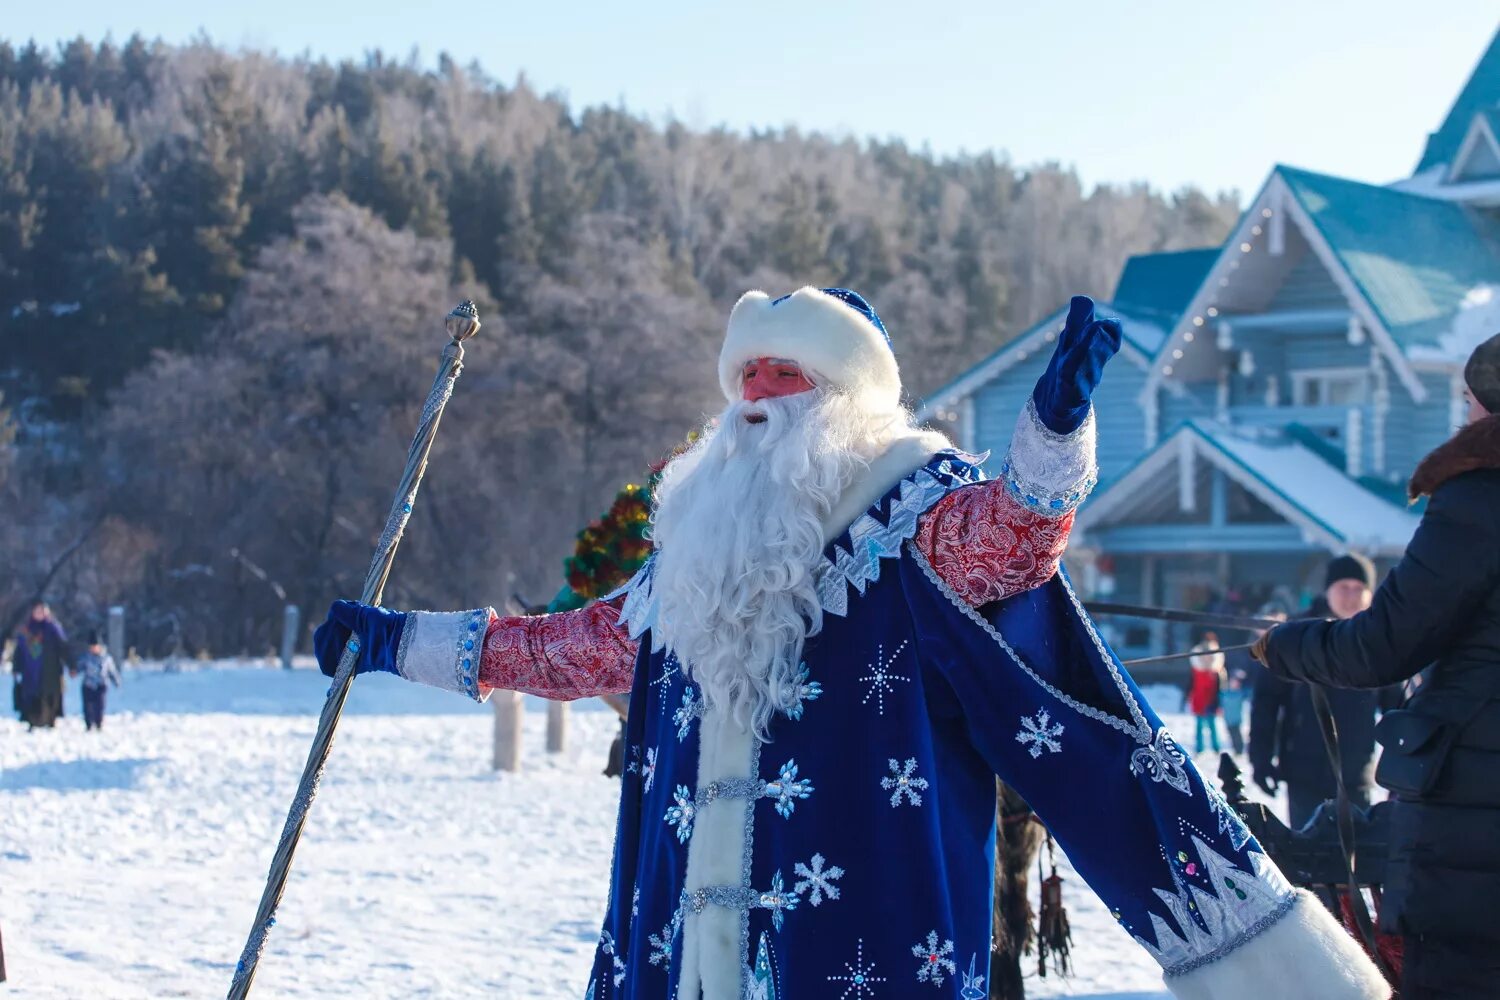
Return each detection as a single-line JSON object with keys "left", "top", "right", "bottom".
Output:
{"left": 0, "top": 37, "right": 1239, "bottom": 654}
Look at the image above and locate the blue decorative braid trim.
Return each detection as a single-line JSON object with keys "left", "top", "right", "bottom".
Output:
{"left": 456, "top": 608, "right": 487, "bottom": 702}
{"left": 1161, "top": 890, "right": 1298, "bottom": 980}
{"left": 999, "top": 399, "right": 1097, "bottom": 518}
{"left": 999, "top": 460, "right": 1097, "bottom": 516}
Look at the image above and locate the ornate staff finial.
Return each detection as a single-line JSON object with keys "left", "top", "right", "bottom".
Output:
{"left": 446, "top": 300, "right": 481, "bottom": 342}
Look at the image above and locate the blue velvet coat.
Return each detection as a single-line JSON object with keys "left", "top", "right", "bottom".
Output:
{"left": 583, "top": 453, "right": 1294, "bottom": 999}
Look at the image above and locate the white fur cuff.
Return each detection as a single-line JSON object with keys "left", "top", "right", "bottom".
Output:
{"left": 719, "top": 287, "right": 901, "bottom": 407}
{"left": 395, "top": 609, "right": 491, "bottom": 703}
{"left": 1000, "top": 399, "right": 1098, "bottom": 518}
{"left": 1165, "top": 890, "right": 1390, "bottom": 1000}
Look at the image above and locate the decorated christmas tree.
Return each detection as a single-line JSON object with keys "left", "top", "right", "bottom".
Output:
{"left": 544, "top": 426, "right": 706, "bottom": 613}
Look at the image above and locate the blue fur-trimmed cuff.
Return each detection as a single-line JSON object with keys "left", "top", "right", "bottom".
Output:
{"left": 394, "top": 608, "right": 491, "bottom": 702}
{"left": 999, "top": 399, "right": 1098, "bottom": 518}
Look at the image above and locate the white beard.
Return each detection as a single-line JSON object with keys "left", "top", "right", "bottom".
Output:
{"left": 650, "top": 390, "right": 906, "bottom": 739}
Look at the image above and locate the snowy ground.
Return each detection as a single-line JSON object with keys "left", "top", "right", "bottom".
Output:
{"left": 1, "top": 665, "right": 1285, "bottom": 999}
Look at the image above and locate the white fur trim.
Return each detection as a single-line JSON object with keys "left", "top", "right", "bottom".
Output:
{"left": 1001, "top": 399, "right": 1098, "bottom": 517}
{"left": 394, "top": 609, "right": 491, "bottom": 703}
{"left": 677, "top": 705, "right": 757, "bottom": 1000}
{"left": 1165, "top": 890, "right": 1390, "bottom": 1000}
{"left": 820, "top": 430, "right": 953, "bottom": 545}
{"left": 719, "top": 288, "right": 901, "bottom": 406}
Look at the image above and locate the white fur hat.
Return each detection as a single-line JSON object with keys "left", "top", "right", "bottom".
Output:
{"left": 718, "top": 287, "right": 901, "bottom": 406}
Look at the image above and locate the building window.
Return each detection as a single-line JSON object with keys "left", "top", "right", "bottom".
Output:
{"left": 1292, "top": 368, "right": 1368, "bottom": 406}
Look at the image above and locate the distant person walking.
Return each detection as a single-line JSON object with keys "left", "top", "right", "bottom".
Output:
{"left": 1187, "top": 632, "right": 1225, "bottom": 753}
{"left": 9, "top": 600, "right": 70, "bottom": 730}
{"left": 75, "top": 629, "right": 121, "bottom": 731}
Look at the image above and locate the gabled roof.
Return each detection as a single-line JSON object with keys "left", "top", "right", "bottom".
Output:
{"left": 1141, "top": 168, "right": 1430, "bottom": 410}
{"left": 1449, "top": 108, "right": 1500, "bottom": 182}
{"left": 1279, "top": 165, "right": 1500, "bottom": 356}
{"left": 1077, "top": 421, "right": 1422, "bottom": 556}
{"left": 1112, "top": 248, "right": 1220, "bottom": 321}
{"left": 1416, "top": 28, "right": 1500, "bottom": 175}
{"left": 914, "top": 300, "right": 1165, "bottom": 419}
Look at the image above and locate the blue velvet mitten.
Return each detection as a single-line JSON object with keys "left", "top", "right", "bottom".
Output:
{"left": 1031, "top": 295, "right": 1123, "bottom": 434}
{"left": 313, "top": 600, "right": 408, "bottom": 678}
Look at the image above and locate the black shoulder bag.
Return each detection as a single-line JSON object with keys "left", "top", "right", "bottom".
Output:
{"left": 1374, "top": 699, "right": 1488, "bottom": 799}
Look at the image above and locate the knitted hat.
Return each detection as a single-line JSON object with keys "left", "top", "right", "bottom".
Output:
{"left": 719, "top": 287, "right": 900, "bottom": 406}
{"left": 1464, "top": 331, "right": 1500, "bottom": 415}
{"left": 1324, "top": 553, "right": 1375, "bottom": 590}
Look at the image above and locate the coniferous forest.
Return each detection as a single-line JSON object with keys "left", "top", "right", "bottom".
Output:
{"left": 0, "top": 37, "right": 1240, "bottom": 654}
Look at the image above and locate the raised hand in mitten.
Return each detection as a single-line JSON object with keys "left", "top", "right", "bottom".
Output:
{"left": 313, "top": 600, "right": 408, "bottom": 678}
{"left": 1032, "top": 295, "right": 1123, "bottom": 434}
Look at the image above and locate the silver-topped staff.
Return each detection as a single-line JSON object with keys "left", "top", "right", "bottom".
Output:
{"left": 227, "top": 301, "right": 482, "bottom": 999}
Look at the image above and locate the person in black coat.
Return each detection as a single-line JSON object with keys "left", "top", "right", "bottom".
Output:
{"left": 1256, "top": 331, "right": 1500, "bottom": 1000}
{"left": 1249, "top": 555, "right": 1384, "bottom": 828}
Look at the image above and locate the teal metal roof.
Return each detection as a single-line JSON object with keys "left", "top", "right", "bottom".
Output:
{"left": 1111, "top": 248, "right": 1220, "bottom": 323}
{"left": 1278, "top": 165, "right": 1500, "bottom": 356}
{"left": 1416, "top": 29, "right": 1500, "bottom": 174}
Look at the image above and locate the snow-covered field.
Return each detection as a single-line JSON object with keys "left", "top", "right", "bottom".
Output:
{"left": 1, "top": 665, "right": 1277, "bottom": 998}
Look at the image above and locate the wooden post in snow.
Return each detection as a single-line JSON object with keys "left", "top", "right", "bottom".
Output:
{"left": 546, "top": 700, "right": 568, "bottom": 753}
{"left": 107, "top": 606, "right": 126, "bottom": 667}
{"left": 493, "top": 690, "right": 524, "bottom": 772}
{"left": 279, "top": 605, "right": 300, "bottom": 670}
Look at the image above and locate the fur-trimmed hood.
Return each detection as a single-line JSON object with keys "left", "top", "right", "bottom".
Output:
{"left": 1409, "top": 414, "right": 1500, "bottom": 501}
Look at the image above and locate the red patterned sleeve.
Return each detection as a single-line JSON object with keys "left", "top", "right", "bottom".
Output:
{"left": 477, "top": 597, "right": 639, "bottom": 700}
{"left": 914, "top": 481, "right": 1074, "bottom": 608}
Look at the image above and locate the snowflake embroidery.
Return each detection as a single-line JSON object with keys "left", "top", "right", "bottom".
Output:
{"left": 641, "top": 747, "right": 658, "bottom": 794}
{"left": 858, "top": 640, "right": 911, "bottom": 715}
{"left": 759, "top": 870, "right": 800, "bottom": 931}
{"left": 664, "top": 785, "right": 696, "bottom": 843}
{"left": 764, "top": 759, "right": 814, "bottom": 818}
{"left": 674, "top": 687, "right": 701, "bottom": 742}
{"left": 959, "top": 954, "right": 987, "bottom": 999}
{"left": 828, "top": 938, "right": 887, "bottom": 998}
{"left": 792, "top": 853, "right": 845, "bottom": 906}
{"left": 647, "top": 914, "right": 678, "bottom": 968}
{"left": 651, "top": 654, "right": 680, "bottom": 717}
{"left": 599, "top": 930, "right": 626, "bottom": 987}
{"left": 631, "top": 884, "right": 640, "bottom": 918}
{"left": 1015, "top": 708, "right": 1065, "bottom": 759}
{"left": 912, "top": 931, "right": 957, "bottom": 986}
{"left": 881, "top": 757, "right": 929, "bottom": 807}
{"left": 1129, "top": 726, "right": 1192, "bottom": 796}
{"left": 785, "top": 662, "right": 823, "bottom": 721}
{"left": 626, "top": 744, "right": 640, "bottom": 774}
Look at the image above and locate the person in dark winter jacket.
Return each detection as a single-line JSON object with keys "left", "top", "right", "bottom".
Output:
{"left": 9, "top": 601, "right": 70, "bottom": 730}
{"left": 1249, "top": 555, "right": 1384, "bottom": 828}
{"left": 1256, "top": 331, "right": 1500, "bottom": 1000}
{"left": 74, "top": 630, "right": 121, "bottom": 731}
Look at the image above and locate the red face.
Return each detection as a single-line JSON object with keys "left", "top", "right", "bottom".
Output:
{"left": 741, "top": 358, "right": 815, "bottom": 422}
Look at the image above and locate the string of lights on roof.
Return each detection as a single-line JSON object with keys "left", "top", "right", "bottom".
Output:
{"left": 1160, "top": 205, "right": 1275, "bottom": 378}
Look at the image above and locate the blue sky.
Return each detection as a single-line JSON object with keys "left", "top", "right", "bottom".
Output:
{"left": 8, "top": 2, "right": 1497, "bottom": 199}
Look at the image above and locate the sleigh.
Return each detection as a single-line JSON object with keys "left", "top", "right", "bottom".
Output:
{"left": 1216, "top": 754, "right": 1402, "bottom": 979}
